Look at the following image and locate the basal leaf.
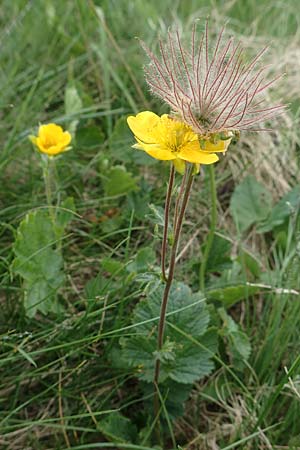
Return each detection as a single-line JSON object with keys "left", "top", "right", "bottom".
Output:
{"left": 121, "top": 282, "right": 217, "bottom": 384}
{"left": 12, "top": 210, "right": 65, "bottom": 317}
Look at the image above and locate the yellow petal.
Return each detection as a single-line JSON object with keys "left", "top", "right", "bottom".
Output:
{"left": 144, "top": 147, "right": 176, "bottom": 160}
{"left": 133, "top": 137, "right": 175, "bottom": 160}
{"left": 127, "top": 111, "right": 160, "bottom": 143}
{"left": 38, "top": 123, "right": 64, "bottom": 140}
{"left": 61, "top": 131, "right": 72, "bottom": 146}
{"left": 178, "top": 141, "right": 219, "bottom": 164}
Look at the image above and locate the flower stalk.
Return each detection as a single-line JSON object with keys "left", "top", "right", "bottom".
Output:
{"left": 42, "top": 157, "right": 56, "bottom": 225}
{"left": 199, "top": 165, "right": 218, "bottom": 290}
{"left": 161, "top": 164, "right": 175, "bottom": 282}
{"left": 154, "top": 164, "right": 194, "bottom": 427}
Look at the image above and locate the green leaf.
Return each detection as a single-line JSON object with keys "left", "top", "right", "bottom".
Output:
{"left": 121, "top": 282, "right": 217, "bottom": 384}
{"left": 12, "top": 210, "right": 65, "bottom": 317}
{"left": 230, "top": 176, "right": 272, "bottom": 232}
{"left": 206, "top": 234, "right": 232, "bottom": 273}
{"left": 206, "top": 283, "right": 260, "bottom": 308}
{"left": 103, "top": 166, "right": 138, "bottom": 197}
{"left": 98, "top": 412, "right": 137, "bottom": 443}
{"left": 257, "top": 185, "right": 300, "bottom": 233}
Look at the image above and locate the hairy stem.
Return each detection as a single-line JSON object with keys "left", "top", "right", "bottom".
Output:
{"left": 173, "top": 166, "right": 187, "bottom": 234}
{"left": 199, "top": 164, "right": 217, "bottom": 290}
{"left": 161, "top": 164, "right": 175, "bottom": 282}
{"left": 43, "top": 157, "right": 56, "bottom": 225}
{"left": 154, "top": 164, "right": 194, "bottom": 434}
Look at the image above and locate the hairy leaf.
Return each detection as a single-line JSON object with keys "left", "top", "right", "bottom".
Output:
{"left": 12, "top": 210, "right": 65, "bottom": 317}
{"left": 121, "top": 282, "right": 217, "bottom": 384}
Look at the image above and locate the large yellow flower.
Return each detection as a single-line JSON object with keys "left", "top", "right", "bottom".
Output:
{"left": 30, "top": 123, "right": 72, "bottom": 156}
{"left": 127, "top": 111, "right": 230, "bottom": 171}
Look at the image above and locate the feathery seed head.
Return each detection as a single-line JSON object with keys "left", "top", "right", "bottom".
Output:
{"left": 141, "top": 21, "right": 286, "bottom": 136}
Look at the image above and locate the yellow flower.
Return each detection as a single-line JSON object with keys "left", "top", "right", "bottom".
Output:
{"left": 127, "top": 111, "right": 230, "bottom": 172}
{"left": 30, "top": 123, "right": 72, "bottom": 156}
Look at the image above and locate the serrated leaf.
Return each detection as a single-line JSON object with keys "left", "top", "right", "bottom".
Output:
{"left": 207, "top": 283, "right": 260, "bottom": 308}
{"left": 133, "top": 283, "right": 209, "bottom": 336}
{"left": 230, "top": 176, "right": 272, "bottom": 232}
{"left": 121, "top": 282, "right": 217, "bottom": 384}
{"left": 103, "top": 166, "right": 138, "bottom": 197}
{"left": 257, "top": 185, "right": 300, "bottom": 233}
{"left": 12, "top": 210, "right": 65, "bottom": 317}
{"left": 168, "top": 329, "right": 217, "bottom": 384}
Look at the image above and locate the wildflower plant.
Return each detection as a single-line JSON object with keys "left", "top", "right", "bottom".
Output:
{"left": 126, "top": 20, "right": 285, "bottom": 442}
{"left": 12, "top": 122, "right": 74, "bottom": 317}
{"left": 30, "top": 123, "right": 72, "bottom": 223}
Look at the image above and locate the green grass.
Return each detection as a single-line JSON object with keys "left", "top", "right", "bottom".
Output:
{"left": 1, "top": 0, "right": 300, "bottom": 449}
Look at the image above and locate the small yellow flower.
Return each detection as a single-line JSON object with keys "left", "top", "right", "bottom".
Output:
{"left": 30, "top": 123, "right": 72, "bottom": 156}
{"left": 127, "top": 111, "right": 230, "bottom": 172}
